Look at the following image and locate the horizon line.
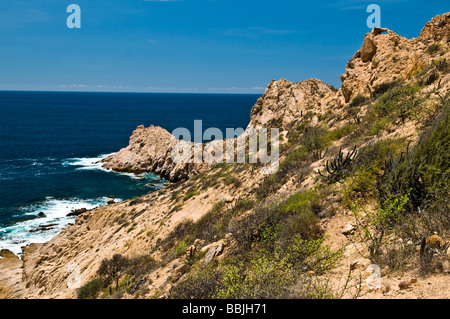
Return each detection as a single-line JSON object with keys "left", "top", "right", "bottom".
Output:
{"left": 0, "top": 89, "right": 264, "bottom": 95}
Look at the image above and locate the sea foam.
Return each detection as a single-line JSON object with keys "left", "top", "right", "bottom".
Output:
{"left": 0, "top": 196, "right": 118, "bottom": 257}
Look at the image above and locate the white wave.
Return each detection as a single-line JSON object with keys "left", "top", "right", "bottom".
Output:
{"left": 62, "top": 153, "right": 157, "bottom": 180}
{"left": 0, "top": 197, "right": 114, "bottom": 257}
{"left": 62, "top": 153, "right": 116, "bottom": 172}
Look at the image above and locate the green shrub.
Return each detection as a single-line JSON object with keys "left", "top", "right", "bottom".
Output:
{"left": 256, "top": 146, "right": 310, "bottom": 199}
{"left": 368, "top": 117, "right": 391, "bottom": 136}
{"left": 222, "top": 174, "right": 242, "bottom": 188}
{"left": 349, "top": 94, "right": 369, "bottom": 108}
{"left": 231, "top": 198, "right": 256, "bottom": 216}
{"left": 77, "top": 278, "right": 103, "bottom": 299}
{"left": 352, "top": 193, "right": 409, "bottom": 257}
{"left": 281, "top": 236, "right": 343, "bottom": 274}
{"left": 175, "top": 236, "right": 194, "bottom": 256}
{"left": 371, "top": 81, "right": 401, "bottom": 99}
{"left": 328, "top": 124, "right": 354, "bottom": 141}
{"left": 169, "top": 264, "right": 222, "bottom": 299}
{"left": 184, "top": 190, "right": 200, "bottom": 200}
{"left": 216, "top": 253, "right": 295, "bottom": 299}
{"left": 377, "top": 106, "right": 449, "bottom": 230}
{"left": 278, "top": 189, "right": 321, "bottom": 215}
{"left": 426, "top": 43, "right": 442, "bottom": 55}
{"left": 373, "top": 85, "right": 421, "bottom": 118}
{"left": 302, "top": 125, "right": 331, "bottom": 152}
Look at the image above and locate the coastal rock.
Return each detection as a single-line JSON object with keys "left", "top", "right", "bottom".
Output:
{"left": 29, "top": 223, "right": 58, "bottom": 233}
{"left": 67, "top": 208, "right": 88, "bottom": 217}
{"left": 102, "top": 125, "right": 207, "bottom": 182}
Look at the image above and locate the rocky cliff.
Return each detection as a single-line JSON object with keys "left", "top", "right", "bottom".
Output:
{"left": 1, "top": 13, "right": 449, "bottom": 300}
{"left": 341, "top": 13, "right": 450, "bottom": 103}
{"left": 101, "top": 125, "right": 200, "bottom": 182}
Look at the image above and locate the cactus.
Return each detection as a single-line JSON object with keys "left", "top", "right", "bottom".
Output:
{"left": 313, "top": 147, "right": 328, "bottom": 160}
{"left": 318, "top": 145, "right": 357, "bottom": 182}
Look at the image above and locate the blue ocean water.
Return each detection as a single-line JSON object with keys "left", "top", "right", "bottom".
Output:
{"left": 0, "top": 91, "right": 258, "bottom": 255}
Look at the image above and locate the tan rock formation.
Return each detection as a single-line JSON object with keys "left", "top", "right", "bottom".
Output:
{"left": 102, "top": 125, "right": 204, "bottom": 182}
{"left": 341, "top": 13, "right": 450, "bottom": 103}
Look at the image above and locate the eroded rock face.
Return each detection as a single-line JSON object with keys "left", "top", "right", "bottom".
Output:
{"left": 103, "top": 78, "right": 341, "bottom": 181}
{"left": 419, "top": 12, "right": 450, "bottom": 41}
{"left": 102, "top": 125, "right": 203, "bottom": 182}
{"left": 248, "top": 78, "right": 337, "bottom": 130}
{"left": 360, "top": 33, "right": 378, "bottom": 62}
{"left": 340, "top": 13, "right": 450, "bottom": 103}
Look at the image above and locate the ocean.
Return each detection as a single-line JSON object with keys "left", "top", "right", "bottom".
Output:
{"left": 0, "top": 91, "right": 258, "bottom": 256}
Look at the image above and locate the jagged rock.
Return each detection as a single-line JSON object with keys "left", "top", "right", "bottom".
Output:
{"left": 202, "top": 241, "right": 224, "bottom": 264}
{"left": 360, "top": 33, "right": 378, "bottom": 62}
{"left": 66, "top": 208, "right": 88, "bottom": 217}
{"left": 29, "top": 224, "right": 58, "bottom": 233}
{"left": 340, "top": 13, "right": 450, "bottom": 103}
{"left": 372, "top": 27, "right": 388, "bottom": 36}
{"left": 248, "top": 78, "right": 335, "bottom": 130}
{"left": 0, "top": 249, "right": 19, "bottom": 260}
{"left": 102, "top": 125, "right": 206, "bottom": 182}
{"left": 419, "top": 12, "right": 450, "bottom": 41}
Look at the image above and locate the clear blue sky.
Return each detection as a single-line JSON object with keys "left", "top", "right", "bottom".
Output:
{"left": 0, "top": 0, "right": 448, "bottom": 93}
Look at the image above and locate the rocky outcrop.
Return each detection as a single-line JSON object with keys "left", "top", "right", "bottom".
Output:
{"left": 103, "top": 78, "right": 342, "bottom": 181}
{"left": 248, "top": 78, "right": 339, "bottom": 130}
{"left": 360, "top": 33, "right": 378, "bottom": 62}
{"left": 340, "top": 13, "right": 450, "bottom": 103}
{"left": 419, "top": 12, "right": 450, "bottom": 42}
{"left": 102, "top": 125, "right": 206, "bottom": 182}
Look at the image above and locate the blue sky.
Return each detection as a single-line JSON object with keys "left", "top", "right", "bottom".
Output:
{"left": 0, "top": 0, "right": 448, "bottom": 93}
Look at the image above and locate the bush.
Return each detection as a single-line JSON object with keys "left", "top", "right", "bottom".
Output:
{"left": 377, "top": 106, "right": 449, "bottom": 230}
{"left": 351, "top": 193, "right": 409, "bottom": 257}
{"left": 302, "top": 125, "right": 331, "bottom": 152}
{"left": 426, "top": 43, "right": 442, "bottom": 55}
{"left": 97, "top": 254, "right": 128, "bottom": 291}
{"left": 222, "top": 174, "right": 242, "bottom": 188}
{"left": 278, "top": 189, "right": 321, "bottom": 215}
{"left": 281, "top": 236, "right": 342, "bottom": 274}
{"left": 230, "top": 198, "right": 256, "bottom": 216}
{"left": 169, "top": 264, "right": 222, "bottom": 299}
{"left": 371, "top": 81, "right": 401, "bottom": 99}
{"left": 77, "top": 278, "right": 103, "bottom": 299}
{"left": 215, "top": 253, "right": 295, "bottom": 299}
{"left": 328, "top": 124, "right": 354, "bottom": 141}
{"left": 349, "top": 94, "right": 369, "bottom": 108}
{"left": 372, "top": 85, "right": 421, "bottom": 119}
{"left": 256, "top": 146, "right": 310, "bottom": 199}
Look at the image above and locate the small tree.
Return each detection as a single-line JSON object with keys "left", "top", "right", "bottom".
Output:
{"left": 97, "top": 254, "right": 128, "bottom": 292}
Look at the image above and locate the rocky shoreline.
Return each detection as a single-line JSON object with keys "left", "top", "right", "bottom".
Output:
{"left": 0, "top": 12, "right": 449, "bottom": 299}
